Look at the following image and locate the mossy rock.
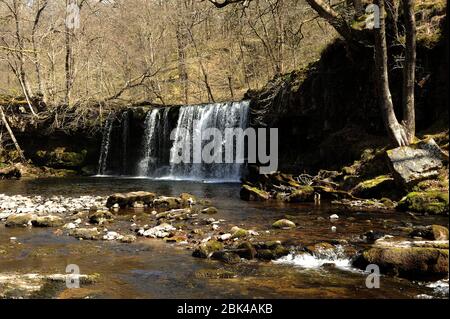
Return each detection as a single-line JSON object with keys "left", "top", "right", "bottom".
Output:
{"left": 240, "top": 184, "right": 270, "bottom": 201}
{"left": 397, "top": 191, "right": 449, "bottom": 215}
{"left": 210, "top": 251, "right": 241, "bottom": 264}
{"left": 272, "top": 219, "right": 296, "bottom": 229}
{"left": 192, "top": 240, "right": 224, "bottom": 258}
{"left": 353, "top": 247, "right": 449, "bottom": 280}
{"left": 285, "top": 186, "right": 314, "bottom": 203}
{"left": 351, "top": 175, "right": 398, "bottom": 199}
{"left": 32, "top": 215, "right": 64, "bottom": 227}
{"left": 36, "top": 148, "right": 87, "bottom": 169}
{"left": 409, "top": 225, "right": 449, "bottom": 240}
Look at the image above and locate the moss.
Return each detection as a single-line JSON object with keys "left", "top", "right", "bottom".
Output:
{"left": 285, "top": 186, "right": 315, "bottom": 203}
{"left": 351, "top": 175, "right": 397, "bottom": 199}
{"left": 398, "top": 191, "right": 449, "bottom": 215}
{"left": 240, "top": 184, "right": 270, "bottom": 201}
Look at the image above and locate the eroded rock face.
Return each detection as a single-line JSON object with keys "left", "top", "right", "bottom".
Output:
{"left": 387, "top": 138, "right": 446, "bottom": 187}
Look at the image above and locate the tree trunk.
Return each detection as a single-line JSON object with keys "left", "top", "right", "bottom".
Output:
{"left": 176, "top": 24, "right": 189, "bottom": 104}
{"left": 0, "top": 105, "right": 26, "bottom": 162}
{"left": 373, "top": 0, "right": 408, "bottom": 146}
{"left": 402, "top": 0, "right": 416, "bottom": 143}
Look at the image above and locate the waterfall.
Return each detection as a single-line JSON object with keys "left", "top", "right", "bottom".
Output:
{"left": 97, "top": 114, "right": 114, "bottom": 175}
{"left": 167, "top": 100, "right": 250, "bottom": 181}
{"left": 97, "top": 101, "right": 249, "bottom": 182}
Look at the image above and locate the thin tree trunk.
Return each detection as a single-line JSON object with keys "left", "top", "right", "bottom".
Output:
{"left": 402, "top": 0, "right": 416, "bottom": 143}
{"left": 0, "top": 105, "right": 26, "bottom": 162}
{"left": 176, "top": 24, "right": 189, "bottom": 104}
{"left": 373, "top": 0, "right": 408, "bottom": 146}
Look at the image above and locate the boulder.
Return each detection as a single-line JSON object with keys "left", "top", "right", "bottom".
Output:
{"left": 210, "top": 251, "right": 241, "bottom": 264}
{"left": 350, "top": 175, "right": 397, "bottom": 199}
{"left": 239, "top": 184, "right": 270, "bottom": 201}
{"left": 153, "top": 196, "right": 183, "bottom": 209}
{"left": 106, "top": 191, "right": 156, "bottom": 208}
{"left": 235, "top": 242, "right": 257, "bottom": 260}
{"left": 0, "top": 166, "right": 21, "bottom": 180}
{"left": 254, "top": 241, "right": 290, "bottom": 260}
{"left": 272, "top": 219, "right": 296, "bottom": 229}
{"left": 88, "top": 210, "right": 114, "bottom": 224}
{"left": 5, "top": 213, "right": 36, "bottom": 227}
{"left": 353, "top": 247, "right": 449, "bottom": 280}
{"left": 230, "top": 226, "right": 249, "bottom": 238}
{"left": 285, "top": 186, "right": 314, "bottom": 202}
{"left": 69, "top": 228, "right": 101, "bottom": 240}
{"left": 397, "top": 191, "right": 449, "bottom": 215}
{"left": 409, "top": 225, "right": 449, "bottom": 240}
{"left": 387, "top": 138, "right": 446, "bottom": 187}
{"left": 192, "top": 240, "right": 224, "bottom": 258}
{"left": 32, "top": 215, "right": 64, "bottom": 227}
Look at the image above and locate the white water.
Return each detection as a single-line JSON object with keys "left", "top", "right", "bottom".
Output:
{"left": 167, "top": 101, "right": 250, "bottom": 181}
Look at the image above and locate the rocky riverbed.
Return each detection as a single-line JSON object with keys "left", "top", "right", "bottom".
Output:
{"left": 0, "top": 177, "right": 448, "bottom": 299}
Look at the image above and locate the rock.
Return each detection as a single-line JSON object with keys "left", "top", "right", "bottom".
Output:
{"left": 285, "top": 186, "right": 315, "bottom": 202}
{"left": 63, "top": 223, "right": 77, "bottom": 230}
{"left": 5, "top": 213, "right": 36, "bottom": 227}
{"left": 387, "top": 138, "right": 446, "bottom": 187}
{"left": 211, "top": 251, "right": 241, "bottom": 264}
{"left": 192, "top": 240, "right": 224, "bottom": 258}
{"left": 329, "top": 214, "right": 339, "bottom": 220}
{"left": 272, "top": 219, "right": 296, "bottom": 229}
{"left": 239, "top": 184, "right": 270, "bottom": 201}
{"left": 0, "top": 166, "right": 21, "bottom": 179}
{"left": 141, "top": 223, "right": 176, "bottom": 238}
{"left": 353, "top": 247, "right": 449, "bottom": 280}
{"left": 180, "top": 193, "right": 196, "bottom": 205}
{"left": 201, "top": 207, "right": 218, "bottom": 215}
{"left": 350, "top": 175, "right": 397, "bottom": 199}
{"left": 69, "top": 228, "right": 101, "bottom": 240}
{"left": 153, "top": 196, "right": 183, "bottom": 209}
{"left": 397, "top": 191, "right": 449, "bottom": 215}
{"left": 35, "top": 148, "right": 87, "bottom": 169}
{"left": 230, "top": 226, "right": 248, "bottom": 238}
{"left": 306, "top": 242, "right": 334, "bottom": 255}
{"left": 106, "top": 191, "right": 156, "bottom": 208}
{"left": 219, "top": 233, "right": 232, "bottom": 241}
{"left": 32, "top": 215, "right": 64, "bottom": 227}
{"left": 103, "top": 231, "right": 123, "bottom": 241}
{"left": 409, "top": 225, "right": 449, "bottom": 240}
{"left": 235, "top": 242, "right": 257, "bottom": 259}
{"left": 120, "top": 234, "right": 136, "bottom": 243}
{"left": 88, "top": 210, "right": 113, "bottom": 224}
{"left": 254, "top": 241, "right": 290, "bottom": 260}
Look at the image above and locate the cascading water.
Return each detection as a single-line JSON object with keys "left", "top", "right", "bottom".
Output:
{"left": 97, "top": 100, "right": 249, "bottom": 182}
{"left": 167, "top": 101, "right": 250, "bottom": 181}
{"left": 97, "top": 114, "right": 114, "bottom": 175}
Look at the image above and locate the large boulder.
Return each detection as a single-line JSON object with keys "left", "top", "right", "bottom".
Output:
{"left": 397, "top": 191, "right": 449, "bottom": 215}
{"left": 350, "top": 175, "right": 397, "bottom": 199}
{"left": 387, "top": 138, "right": 446, "bottom": 187}
{"left": 353, "top": 247, "right": 449, "bottom": 280}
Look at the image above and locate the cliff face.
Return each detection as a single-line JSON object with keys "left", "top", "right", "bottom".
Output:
{"left": 246, "top": 16, "right": 448, "bottom": 174}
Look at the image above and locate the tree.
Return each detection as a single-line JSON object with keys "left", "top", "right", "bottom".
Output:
{"left": 208, "top": 0, "right": 418, "bottom": 146}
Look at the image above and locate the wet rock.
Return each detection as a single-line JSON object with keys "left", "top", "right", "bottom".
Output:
{"left": 156, "top": 208, "right": 190, "bottom": 220}
{"left": 63, "top": 222, "right": 77, "bottom": 230}
{"left": 88, "top": 210, "right": 114, "bottom": 224}
{"left": 397, "top": 191, "right": 449, "bottom": 215}
{"left": 285, "top": 186, "right": 315, "bottom": 203}
{"left": 305, "top": 242, "right": 334, "bottom": 255}
{"left": 106, "top": 191, "right": 156, "bottom": 208}
{"left": 235, "top": 242, "right": 257, "bottom": 260}
{"left": 219, "top": 233, "right": 232, "bottom": 241}
{"left": 5, "top": 213, "right": 36, "bottom": 227}
{"left": 69, "top": 228, "right": 101, "bottom": 240}
{"left": 32, "top": 215, "right": 64, "bottom": 227}
{"left": 363, "top": 230, "right": 386, "bottom": 243}
{"left": 211, "top": 251, "right": 241, "bottom": 264}
{"left": 353, "top": 247, "right": 449, "bottom": 280}
{"left": 201, "top": 207, "right": 218, "bottom": 215}
{"left": 180, "top": 193, "right": 196, "bottom": 205}
{"left": 192, "top": 240, "right": 224, "bottom": 258}
{"left": 240, "top": 184, "right": 270, "bottom": 201}
{"left": 254, "top": 241, "right": 290, "bottom": 260}
{"left": 153, "top": 196, "right": 183, "bottom": 209}
{"left": 350, "top": 175, "right": 397, "bottom": 199}
{"left": 387, "top": 138, "right": 446, "bottom": 187}
{"left": 272, "top": 219, "right": 296, "bottom": 229}
{"left": 409, "top": 225, "right": 449, "bottom": 241}
{"left": 329, "top": 214, "right": 339, "bottom": 220}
